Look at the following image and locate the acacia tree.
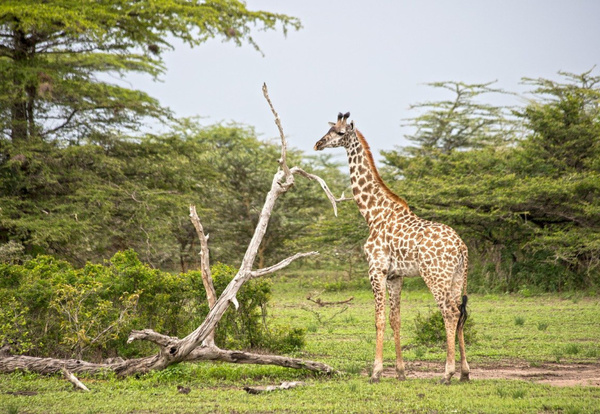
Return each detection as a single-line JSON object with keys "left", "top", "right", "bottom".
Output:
{"left": 515, "top": 70, "right": 600, "bottom": 283}
{"left": 383, "top": 70, "right": 600, "bottom": 291}
{"left": 401, "top": 81, "right": 522, "bottom": 155}
{"left": 0, "top": 1, "right": 301, "bottom": 264}
{"left": 0, "top": 0, "right": 300, "bottom": 143}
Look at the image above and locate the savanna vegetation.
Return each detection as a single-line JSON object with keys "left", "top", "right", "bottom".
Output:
{"left": 1, "top": 0, "right": 600, "bottom": 412}
{"left": 1, "top": 275, "right": 600, "bottom": 413}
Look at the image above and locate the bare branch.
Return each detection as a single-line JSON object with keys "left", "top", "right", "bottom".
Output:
{"left": 127, "top": 329, "right": 178, "bottom": 348}
{"left": 189, "top": 205, "right": 217, "bottom": 345}
{"left": 189, "top": 206, "right": 217, "bottom": 307}
{"left": 262, "top": 83, "right": 290, "bottom": 176}
{"left": 250, "top": 251, "right": 319, "bottom": 279}
{"left": 307, "top": 295, "right": 354, "bottom": 307}
{"left": 187, "top": 347, "right": 339, "bottom": 374}
{"left": 41, "top": 109, "right": 79, "bottom": 137}
{"left": 290, "top": 166, "right": 351, "bottom": 217}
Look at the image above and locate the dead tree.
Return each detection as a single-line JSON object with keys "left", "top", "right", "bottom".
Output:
{"left": 0, "top": 84, "right": 343, "bottom": 377}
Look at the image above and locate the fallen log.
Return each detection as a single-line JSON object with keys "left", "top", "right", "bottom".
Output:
{"left": 0, "top": 345, "right": 339, "bottom": 376}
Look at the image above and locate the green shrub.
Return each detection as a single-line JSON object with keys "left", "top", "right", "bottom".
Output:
{"left": 0, "top": 251, "right": 305, "bottom": 361}
{"left": 537, "top": 322, "right": 549, "bottom": 331}
{"left": 413, "top": 308, "right": 477, "bottom": 347}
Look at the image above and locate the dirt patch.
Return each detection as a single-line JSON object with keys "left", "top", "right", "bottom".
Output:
{"left": 378, "top": 361, "right": 600, "bottom": 387}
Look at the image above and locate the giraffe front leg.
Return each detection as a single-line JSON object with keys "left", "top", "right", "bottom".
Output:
{"left": 368, "top": 267, "right": 387, "bottom": 383}
{"left": 387, "top": 276, "right": 405, "bottom": 380}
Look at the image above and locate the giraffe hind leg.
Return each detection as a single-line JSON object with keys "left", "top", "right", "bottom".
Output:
{"left": 419, "top": 267, "right": 459, "bottom": 384}
{"left": 439, "top": 300, "right": 460, "bottom": 385}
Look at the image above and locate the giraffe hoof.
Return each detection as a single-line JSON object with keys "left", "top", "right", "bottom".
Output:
{"left": 460, "top": 373, "right": 470, "bottom": 382}
{"left": 369, "top": 375, "right": 381, "bottom": 384}
{"left": 396, "top": 371, "right": 406, "bottom": 381}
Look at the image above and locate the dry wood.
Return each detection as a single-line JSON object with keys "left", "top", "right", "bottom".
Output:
{"left": 61, "top": 366, "right": 90, "bottom": 392}
{"left": 262, "top": 82, "right": 290, "bottom": 176}
{"left": 307, "top": 295, "right": 354, "bottom": 307}
{"left": 290, "top": 167, "right": 351, "bottom": 217}
{"left": 189, "top": 204, "right": 217, "bottom": 345}
{"left": 0, "top": 346, "right": 339, "bottom": 376}
{"left": 244, "top": 381, "right": 305, "bottom": 394}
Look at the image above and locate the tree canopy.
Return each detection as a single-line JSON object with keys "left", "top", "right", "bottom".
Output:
{"left": 382, "top": 70, "right": 600, "bottom": 291}
{"left": 0, "top": 0, "right": 300, "bottom": 143}
{"left": 0, "top": 1, "right": 598, "bottom": 294}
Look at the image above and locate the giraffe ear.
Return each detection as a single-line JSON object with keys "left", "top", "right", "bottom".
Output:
{"left": 328, "top": 122, "right": 335, "bottom": 126}
{"left": 349, "top": 121, "right": 354, "bottom": 130}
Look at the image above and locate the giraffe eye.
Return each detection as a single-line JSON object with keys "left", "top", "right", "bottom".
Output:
{"left": 336, "top": 131, "right": 345, "bottom": 136}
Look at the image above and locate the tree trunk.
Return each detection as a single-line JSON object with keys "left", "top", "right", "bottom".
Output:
{"left": 10, "top": 29, "right": 36, "bottom": 142}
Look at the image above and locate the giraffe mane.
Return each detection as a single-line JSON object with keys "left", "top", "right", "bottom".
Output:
{"left": 355, "top": 130, "right": 409, "bottom": 209}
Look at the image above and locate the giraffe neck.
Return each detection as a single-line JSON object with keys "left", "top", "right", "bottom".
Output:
{"left": 346, "top": 131, "right": 410, "bottom": 225}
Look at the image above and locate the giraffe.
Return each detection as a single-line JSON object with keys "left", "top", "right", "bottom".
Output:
{"left": 314, "top": 112, "right": 470, "bottom": 384}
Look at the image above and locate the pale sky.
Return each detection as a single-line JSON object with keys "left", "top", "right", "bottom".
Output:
{"left": 128, "top": 0, "right": 600, "bottom": 162}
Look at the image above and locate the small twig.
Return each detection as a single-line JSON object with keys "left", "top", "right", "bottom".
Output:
{"left": 306, "top": 296, "right": 354, "bottom": 307}
{"left": 301, "top": 305, "right": 349, "bottom": 326}
{"left": 62, "top": 366, "right": 90, "bottom": 392}
{"left": 244, "top": 381, "right": 305, "bottom": 394}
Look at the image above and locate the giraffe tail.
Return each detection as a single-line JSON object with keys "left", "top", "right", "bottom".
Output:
{"left": 457, "top": 295, "right": 468, "bottom": 331}
{"left": 457, "top": 249, "right": 469, "bottom": 331}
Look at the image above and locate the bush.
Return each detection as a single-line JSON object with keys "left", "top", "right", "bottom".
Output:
{"left": 0, "top": 251, "right": 305, "bottom": 361}
{"left": 413, "top": 307, "right": 477, "bottom": 347}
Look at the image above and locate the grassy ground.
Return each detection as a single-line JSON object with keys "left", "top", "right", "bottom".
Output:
{"left": 2, "top": 268, "right": 600, "bottom": 413}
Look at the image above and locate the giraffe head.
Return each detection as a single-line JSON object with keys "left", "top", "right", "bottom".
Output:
{"left": 314, "top": 112, "right": 354, "bottom": 151}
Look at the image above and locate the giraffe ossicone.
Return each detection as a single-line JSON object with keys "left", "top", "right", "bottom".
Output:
{"left": 314, "top": 112, "right": 470, "bottom": 384}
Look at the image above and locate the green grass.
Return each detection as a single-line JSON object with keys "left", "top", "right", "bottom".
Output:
{"left": 271, "top": 272, "right": 600, "bottom": 367}
{"left": 1, "top": 368, "right": 599, "bottom": 413}
{"left": 2, "top": 269, "right": 600, "bottom": 413}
